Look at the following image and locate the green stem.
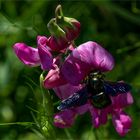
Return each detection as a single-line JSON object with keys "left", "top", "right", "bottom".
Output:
{"left": 94, "top": 129, "right": 99, "bottom": 140}
{"left": 40, "top": 72, "right": 46, "bottom": 108}
{"left": 64, "top": 128, "right": 73, "bottom": 139}
{"left": 55, "top": 5, "right": 64, "bottom": 19}
{"left": 0, "top": 122, "right": 35, "bottom": 126}
{"left": 39, "top": 72, "right": 56, "bottom": 140}
{"left": 47, "top": 18, "right": 65, "bottom": 37}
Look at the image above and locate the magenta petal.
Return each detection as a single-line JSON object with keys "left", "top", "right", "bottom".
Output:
{"left": 37, "top": 36, "right": 48, "bottom": 46}
{"left": 54, "top": 109, "right": 76, "bottom": 128}
{"left": 62, "top": 41, "right": 114, "bottom": 85}
{"left": 53, "top": 83, "right": 83, "bottom": 99}
{"left": 74, "top": 103, "right": 90, "bottom": 115}
{"left": 99, "top": 108, "right": 108, "bottom": 125}
{"left": 111, "top": 92, "right": 133, "bottom": 109}
{"left": 120, "top": 112, "right": 132, "bottom": 131}
{"left": 112, "top": 111, "right": 132, "bottom": 136}
{"left": 37, "top": 35, "right": 51, "bottom": 51}
{"left": 43, "top": 65, "right": 67, "bottom": 89}
{"left": 61, "top": 56, "right": 91, "bottom": 85}
{"left": 48, "top": 36, "right": 69, "bottom": 52}
{"left": 13, "top": 43, "right": 40, "bottom": 67}
{"left": 89, "top": 106, "right": 100, "bottom": 128}
{"left": 38, "top": 37, "right": 53, "bottom": 70}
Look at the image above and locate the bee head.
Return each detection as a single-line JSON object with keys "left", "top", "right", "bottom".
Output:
{"left": 89, "top": 71, "right": 105, "bottom": 80}
{"left": 83, "top": 71, "right": 105, "bottom": 85}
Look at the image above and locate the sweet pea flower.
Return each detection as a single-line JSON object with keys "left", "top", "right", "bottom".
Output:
{"left": 13, "top": 36, "right": 54, "bottom": 70}
{"left": 53, "top": 84, "right": 133, "bottom": 136}
{"left": 53, "top": 84, "right": 90, "bottom": 128}
{"left": 46, "top": 41, "right": 133, "bottom": 136}
{"left": 43, "top": 41, "right": 115, "bottom": 88}
{"left": 61, "top": 41, "right": 115, "bottom": 85}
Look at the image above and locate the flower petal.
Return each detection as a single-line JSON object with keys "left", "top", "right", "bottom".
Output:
{"left": 37, "top": 36, "right": 53, "bottom": 70}
{"left": 54, "top": 109, "right": 76, "bottom": 128}
{"left": 43, "top": 65, "right": 67, "bottom": 89}
{"left": 61, "top": 41, "right": 114, "bottom": 85}
{"left": 111, "top": 92, "right": 133, "bottom": 109}
{"left": 89, "top": 106, "right": 100, "bottom": 128}
{"left": 53, "top": 83, "right": 83, "bottom": 99}
{"left": 37, "top": 35, "right": 51, "bottom": 51}
{"left": 99, "top": 108, "right": 108, "bottom": 125}
{"left": 112, "top": 111, "right": 132, "bottom": 136}
{"left": 13, "top": 43, "right": 40, "bottom": 67}
{"left": 48, "top": 36, "right": 69, "bottom": 52}
{"left": 74, "top": 103, "right": 90, "bottom": 115}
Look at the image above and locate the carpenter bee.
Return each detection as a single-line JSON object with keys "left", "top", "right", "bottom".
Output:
{"left": 57, "top": 71, "right": 131, "bottom": 110}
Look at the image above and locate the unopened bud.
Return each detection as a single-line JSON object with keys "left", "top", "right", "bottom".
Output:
{"left": 55, "top": 5, "right": 81, "bottom": 41}
{"left": 47, "top": 5, "right": 81, "bottom": 52}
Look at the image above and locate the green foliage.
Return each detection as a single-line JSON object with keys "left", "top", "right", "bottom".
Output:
{"left": 0, "top": 0, "right": 140, "bottom": 139}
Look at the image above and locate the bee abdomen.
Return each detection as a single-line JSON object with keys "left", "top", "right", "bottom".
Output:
{"left": 91, "top": 92, "right": 111, "bottom": 109}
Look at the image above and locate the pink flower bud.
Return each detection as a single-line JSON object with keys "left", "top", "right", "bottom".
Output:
{"left": 47, "top": 5, "right": 81, "bottom": 52}
{"left": 58, "top": 17, "right": 81, "bottom": 41}
{"left": 55, "top": 5, "right": 80, "bottom": 41}
{"left": 47, "top": 18, "right": 69, "bottom": 52}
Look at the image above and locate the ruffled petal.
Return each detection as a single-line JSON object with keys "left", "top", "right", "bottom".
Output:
{"left": 61, "top": 41, "right": 114, "bottom": 85}
{"left": 43, "top": 65, "right": 67, "bottom": 89}
{"left": 54, "top": 109, "right": 76, "bottom": 128}
{"left": 13, "top": 43, "right": 40, "bottom": 67}
{"left": 112, "top": 111, "right": 132, "bottom": 136}
{"left": 37, "top": 36, "right": 53, "bottom": 70}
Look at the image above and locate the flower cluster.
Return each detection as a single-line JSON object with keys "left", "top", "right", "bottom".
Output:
{"left": 13, "top": 5, "right": 133, "bottom": 136}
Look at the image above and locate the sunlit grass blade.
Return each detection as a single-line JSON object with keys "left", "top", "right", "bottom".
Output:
{"left": 0, "top": 122, "right": 35, "bottom": 126}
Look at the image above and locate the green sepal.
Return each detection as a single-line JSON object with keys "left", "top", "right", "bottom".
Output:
{"left": 55, "top": 5, "right": 76, "bottom": 30}
{"left": 47, "top": 18, "right": 66, "bottom": 38}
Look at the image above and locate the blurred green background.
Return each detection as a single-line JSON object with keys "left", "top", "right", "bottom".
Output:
{"left": 0, "top": 0, "right": 140, "bottom": 139}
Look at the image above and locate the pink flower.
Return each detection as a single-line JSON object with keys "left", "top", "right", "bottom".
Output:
{"left": 43, "top": 41, "right": 115, "bottom": 88}
{"left": 53, "top": 84, "right": 133, "bottom": 136}
{"left": 45, "top": 41, "right": 133, "bottom": 136}
{"left": 13, "top": 36, "right": 54, "bottom": 70}
{"left": 53, "top": 84, "right": 90, "bottom": 127}
{"left": 61, "top": 41, "right": 115, "bottom": 85}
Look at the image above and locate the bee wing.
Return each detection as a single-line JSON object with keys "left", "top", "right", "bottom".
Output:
{"left": 103, "top": 81, "right": 131, "bottom": 96}
{"left": 57, "top": 86, "right": 88, "bottom": 111}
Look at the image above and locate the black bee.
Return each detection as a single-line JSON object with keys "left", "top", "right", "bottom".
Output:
{"left": 57, "top": 71, "right": 131, "bottom": 110}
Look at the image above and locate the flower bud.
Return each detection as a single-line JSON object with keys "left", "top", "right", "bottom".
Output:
{"left": 55, "top": 5, "right": 81, "bottom": 41}
{"left": 47, "top": 18, "right": 69, "bottom": 51}
{"left": 47, "top": 5, "right": 80, "bottom": 52}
